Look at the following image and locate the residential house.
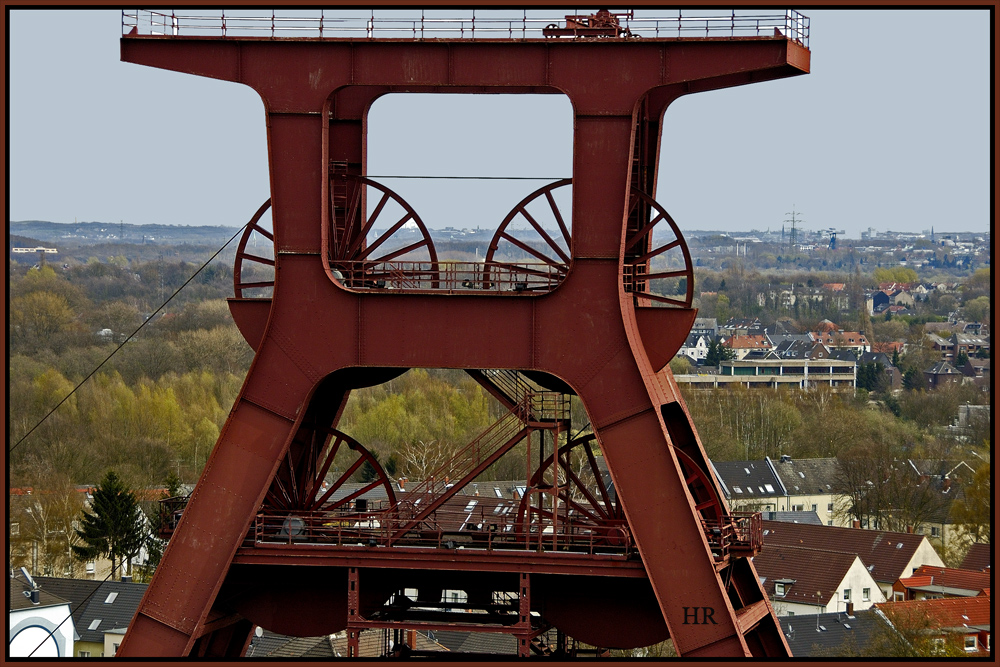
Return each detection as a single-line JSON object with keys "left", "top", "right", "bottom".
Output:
{"left": 8, "top": 572, "right": 75, "bottom": 658}
{"left": 769, "top": 456, "right": 843, "bottom": 526}
{"left": 808, "top": 329, "right": 870, "bottom": 355}
{"left": 951, "top": 332, "right": 989, "bottom": 359}
{"left": 904, "top": 459, "right": 978, "bottom": 549}
{"left": 892, "top": 565, "right": 991, "bottom": 601}
{"left": 958, "top": 358, "right": 990, "bottom": 390}
{"left": 677, "top": 333, "right": 711, "bottom": 364}
{"left": 690, "top": 317, "right": 718, "bottom": 339}
{"left": 959, "top": 543, "right": 991, "bottom": 573}
{"left": 760, "top": 521, "right": 945, "bottom": 601}
{"left": 924, "top": 361, "right": 962, "bottom": 389}
{"left": 753, "top": 544, "right": 886, "bottom": 616}
{"left": 780, "top": 609, "right": 886, "bottom": 658}
{"left": 718, "top": 317, "right": 766, "bottom": 337}
{"left": 771, "top": 339, "right": 832, "bottom": 361}
{"left": 927, "top": 333, "right": 955, "bottom": 360}
{"left": 873, "top": 595, "right": 991, "bottom": 655}
{"left": 37, "top": 577, "right": 149, "bottom": 657}
{"left": 711, "top": 460, "right": 783, "bottom": 513}
{"left": 721, "top": 334, "right": 772, "bottom": 360}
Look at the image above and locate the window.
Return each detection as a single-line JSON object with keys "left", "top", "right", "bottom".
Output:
{"left": 962, "top": 636, "right": 977, "bottom": 652}
{"left": 104, "top": 592, "right": 118, "bottom": 604}
{"left": 79, "top": 651, "right": 91, "bottom": 658}
{"left": 811, "top": 504, "right": 818, "bottom": 512}
{"left": 930, "top": 526, "right": 940, "bottom": 537}
{"left": 843, "top": 589, "right": 851, "bottom": 601}
{"left": 89, "top": 619, "right": 102, "bottom": 631}
{"left": 10, "top": 522, "right": 18, "bottom": 535}
{"left": 112, "top": 643, "right": 120, "bottom": 656}
{"left": 791, "top": 504, "right": 804, "bottom": 512}
{"left": 827, "top": 520, "right": 833, "bottom": 526}
{"left": 862, "top": 588, "right": 871, "bottom": 601}
{"left": 775, "top": 583, "right": 785, "bottom": 596}
{"left": 787, "top": 611, "right": 794, "bottom": 617}
{"left": 86, "top": 561, "right": 95, "bottom": 573}
{"left": 894, "top": 592, "right": 904, "bottom": 601}
{"left": 931, "top": 638, "right": 946, "bottom": 655}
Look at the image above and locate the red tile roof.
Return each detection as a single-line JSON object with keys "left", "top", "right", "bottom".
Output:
{"left": 875, "top": 594, "right": 991, "bottom": 631}
{"left": 723, "top": 334, "right": 771, "bottom": 349}
{"left": 900, "top": 565, "right": 992, "bottom": 595}
{"left": 959, "top": 543, "right": 991, "bottom": 572}
{"left": 753, "top": 543, "right": 862, "bottom": 607}
{"left": 761, "top": 521, "right": 932, "bottom": 584}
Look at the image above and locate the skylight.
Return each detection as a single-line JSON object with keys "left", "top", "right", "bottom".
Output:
{"left": 89, "top": 619, "right": 101, "bottom": 631}
{"left": 798, "top": 471, "right": 806, "bottom": 479}
{"left": 734, "top": 486, "right": 743, "bottom": 493}
{"left": 494, "top": 487, "right": 503, "bottom": 498}
{"left": 764, "top": 484, "right": 775, "bottom": 493}
{"left": 464, "top": 500, "right": 478, "bottom": 511}
{"left": 104, "top": 592, "right": 118, "bottom": 604}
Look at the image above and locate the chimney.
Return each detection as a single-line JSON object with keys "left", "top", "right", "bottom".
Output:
{"left": 122, "top": 575, "right": 132, "bottom": 583}
{"left": 397, "top": 477, "right": 406, "bottom": 491}
{"left": 906, "top": 525, "right": 914, "bottom": 534}
{"left": 30, "top": 590, "right": 40, "bottom": 605}
{"left": 942, "top": 478, "right": 952, "bottom": 490}
{"left": 852, "top": 520, "right": 861, "bottom": 529}
{"left": 846, "top": 602, "right": 854, "bottom": 616}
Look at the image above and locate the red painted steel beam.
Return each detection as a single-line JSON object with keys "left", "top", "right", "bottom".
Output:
{"left": 118, "top": 34, "right": 807, "bottom": 658}
{"left": 231, "top": 545, "right": 647, "bottom": 577}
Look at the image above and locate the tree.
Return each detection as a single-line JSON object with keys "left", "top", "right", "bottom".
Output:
{"left": 73, "top": 471, "right": 149, "bottom": 578}
{"left": 704, "top": 339, "right": 735, "bottom": 367}
{"left": 856, "top": 362, "right": 888, "bottom": 393}
{"left": 950, "top": 460, "right": 990, "bottom": 545}
{"left": 960, "top": 295, "right": 989, "bottom": 324}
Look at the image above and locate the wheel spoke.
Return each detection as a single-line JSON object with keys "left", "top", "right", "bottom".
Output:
{"left": 632, "top": 238, "right": 682, "bottom": 265}
{"left": 358, "top": 212, "right": 414, "bottom": 260}
{"left": 544, "top": 189, "right": 572, "bottom": 251}
{"left": 519, "top": 208, "right": 570, "bottom": 265}
{"left": 347, "top": 190, "right": 391, "bottom": 258}
{"left": 500, "top": 232, "right": 566, "bottom": 267}
{"left": 370, "top": 239, "right": 428, "bottom": 264}
{"left": 625, "top": 212, "right": 666, "bottom": 252}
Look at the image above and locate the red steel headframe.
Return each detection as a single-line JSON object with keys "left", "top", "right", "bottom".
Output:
{"left": 117, "top": 13, "right": 809, "bottom": 659}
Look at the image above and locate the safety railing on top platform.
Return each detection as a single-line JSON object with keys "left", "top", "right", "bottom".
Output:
{"left": 122, "top": 9, "right": 809, "bottom": 47}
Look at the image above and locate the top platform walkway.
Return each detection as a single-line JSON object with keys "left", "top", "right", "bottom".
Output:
{"left": 123, "top": 9, "right": 809, "bottom": 46}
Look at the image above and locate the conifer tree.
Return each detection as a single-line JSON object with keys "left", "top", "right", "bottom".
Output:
{"left": 73, "top": 471, "right": 147, "bottom": 578}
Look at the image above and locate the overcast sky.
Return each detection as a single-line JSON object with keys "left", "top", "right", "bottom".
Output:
{"left": 8, "top": 8, "right": 991, "bottom": 239}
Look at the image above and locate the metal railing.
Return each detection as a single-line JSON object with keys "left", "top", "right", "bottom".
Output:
{"left": 123, "top": 9, "right": 809, "bottom": 47}
{"left": 702, "top": 512, "right": 763, "bottom": 562}
{"left": 333, "top": 260, "right": 564, "bottom": 295}
{"left": 243, "top": 506, "right": 633, "bottom": 558}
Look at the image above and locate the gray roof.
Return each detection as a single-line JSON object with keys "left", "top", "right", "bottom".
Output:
{"left": 431, "top": 630, "right": 517, "bottom": 655}
{"left": 711, "top": 460, "right": 783, "bottom": 500}
{"left": 761, "top": 511, "right": 823, "bottom": 525}
{"left": 770, "top": 457, "right": 839, "bottom": 496}
{"left": 925, "top": 360, "right": 959, "bottom": 375}
{"left": 68, "top": 579, "right": 148, "bottom": 644}
{"left": 781, "top": 610, "right": 886, "bottom": 657}
{"left": 9, "top": 576, "right": 72, "bottom": 612}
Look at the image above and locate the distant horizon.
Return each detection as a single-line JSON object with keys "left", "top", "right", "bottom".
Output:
{"left": 10, "top": 218, "right": 990, "bottom": 242}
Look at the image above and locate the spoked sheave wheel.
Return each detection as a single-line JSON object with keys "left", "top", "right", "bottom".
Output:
{"left": 233, "top": 199, "right": 275, "bottom": 299}
{"left": 485, "top": 179, "right": 693, "bottom": 304}
{"left": 265, "top": 427, "right": 397, "bottom": 519}
{"left": 329, "top": 175, "right": 439, "bottom": 289}
{"left": 515, "top": 432, "right": 629, "bottom": 547}
{"left": 623, "top": 188, "right": 694, "bottom": 307}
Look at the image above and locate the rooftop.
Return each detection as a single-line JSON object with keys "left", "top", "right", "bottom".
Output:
{"left": 760, "top": 521, "right": 933, "bottom": 584}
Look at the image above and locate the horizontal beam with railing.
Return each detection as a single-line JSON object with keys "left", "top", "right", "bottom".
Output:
{"left": 123, "top": 9, "right": 809, "bottom": 46}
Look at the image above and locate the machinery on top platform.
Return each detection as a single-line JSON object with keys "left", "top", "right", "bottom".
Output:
{"left": 116, "top": 8, "right": 810, "bottom": 658}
